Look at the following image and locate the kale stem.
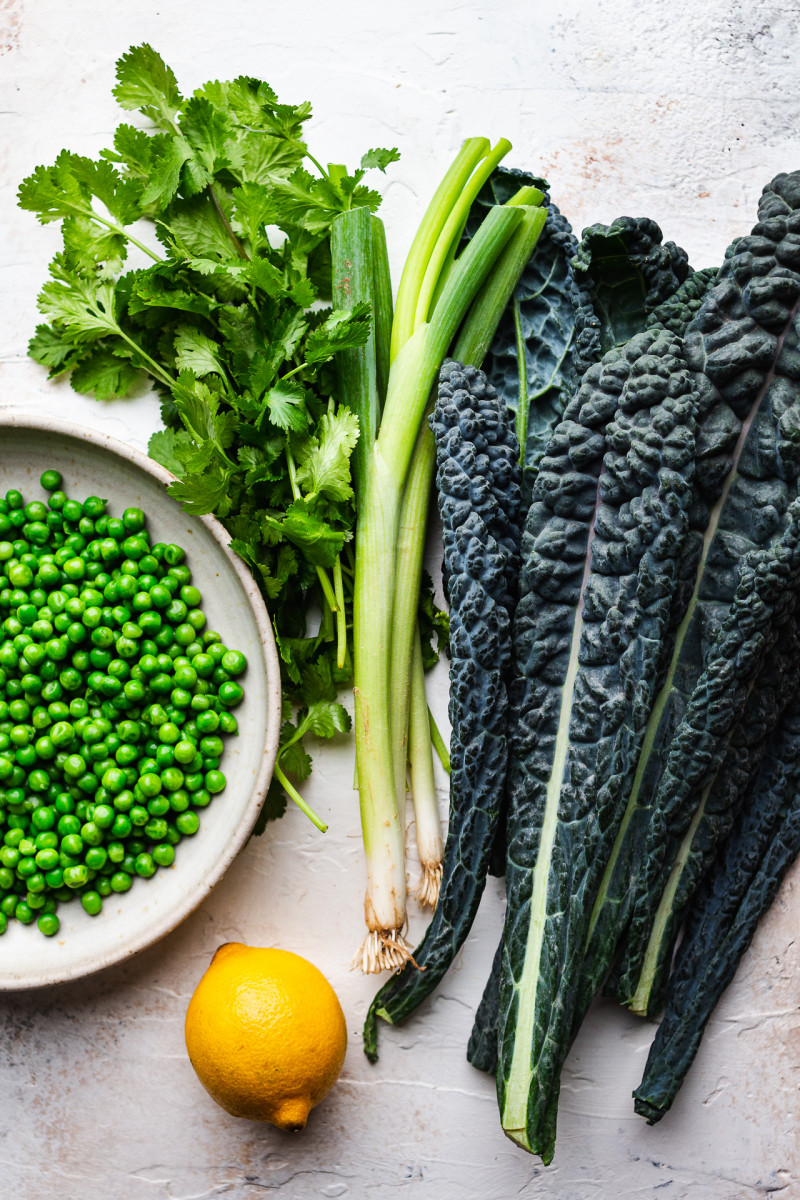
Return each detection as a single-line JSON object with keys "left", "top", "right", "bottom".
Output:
{"left": 207, "top": 184, "right": 250, "bottom": 261}
{"left": 513, "top": 297, "right": 529, "bottom": 466}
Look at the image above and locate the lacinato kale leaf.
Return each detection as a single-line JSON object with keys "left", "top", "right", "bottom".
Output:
{"left": 633, "top": 679, "right": 800, "bottom": 1123}
{"left": 466, "top": 170, "right": 693, "bottom": 499}
{"left": 583, "top": 172, "right": 800, "bottom": 1018}
{"left": 616, "top": 607, "right": 800, "bottom": 1019}
{"left": 496, "top": 324, "right": 698, "bottom": 1162}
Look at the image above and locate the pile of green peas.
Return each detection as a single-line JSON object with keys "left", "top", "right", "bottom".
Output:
{"left": 0, "top": 470, "right": 247, "bottom": 937}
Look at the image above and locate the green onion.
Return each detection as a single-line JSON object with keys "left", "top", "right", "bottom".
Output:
{"left": 348, "top": 140, "right": 551, "bottom": 971}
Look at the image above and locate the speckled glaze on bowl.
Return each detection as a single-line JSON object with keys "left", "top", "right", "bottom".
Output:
{"left": 0, "top": 415, "right": 282, "bottom": 988}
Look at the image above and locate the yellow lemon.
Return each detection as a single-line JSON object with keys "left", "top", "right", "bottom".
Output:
{"left": 184, "top": 943, "right": 347, "bottom": 1130}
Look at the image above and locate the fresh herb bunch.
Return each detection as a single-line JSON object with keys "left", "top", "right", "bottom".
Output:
{"left": 19, "top": 44, "right": 401, "bottom": 825}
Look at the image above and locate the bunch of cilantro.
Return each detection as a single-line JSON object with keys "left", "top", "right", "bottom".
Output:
{"left": 19, "top": 44, "right": 402, "bottom": 827}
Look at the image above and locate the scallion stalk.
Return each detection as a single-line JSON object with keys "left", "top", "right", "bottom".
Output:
{"left": 408, "top": 628, "right": 444, "bottom": 907}
{"left": 386, "top": 190, "right": 547, "bottom": 914}
{"left": 352, "top": 189, "right": 524, "bottom": 971}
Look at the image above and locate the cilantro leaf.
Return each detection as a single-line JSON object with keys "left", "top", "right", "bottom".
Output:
{"left": 360, "top": 147, "right": 401, "bottom": 172}
{"left": 251, "top": 777, "right": 288, "bottom": 834}
{"left": 19, "top": 151, "right": 140, "bottom": 228}
{"left": 304, "top": 303, "right": 371, "bottom": 364}
{"left": 158, "top": 194, "right": 234, "bottom": 261}
{"left": 140, "top": 137, "right": 191, "bottom": 209}
{"left": 38, "top": 257, "right": 122, "bottom": 342}
{"left": 167, "top": 465, "right": 233, "bottom": 516}
{"left": 70, "top": 347, "right": 141, "bottom": 400}
{"left": 294, "top": 408, "right": 359, "bottom": 502}
{"left": 419, "top": 570, "right": 451, "bottom": 671}
{"left": 148, "top": 427, "right": 194, "bottom": 475}
{"left": 61, "top": 216, "right": 127, "bottom": 277}
{"left": 113, "top": 43, "right": 183, "bottom": 130}
{"left": 298, "top": 699, "right": 351, "bottom": 739}
{"left": 178, "top": 96, "right": 234, "bottom": 195}
{"left": 173, "top": 325, "right": 226, "bottom": 378}
{"left": 259, "top": 380, "right": 308, "bottom": 432}
{"left": 128, "top": 267, "right": 218, "bottom": 319}
{"left": 231, "top": 182, "right": 275, "bottom": 255}
{"left": 279, "top": 739, "right": 313, "bottom": 780}
{"left": 262, "top": 497, "right": 349, "bottom": 568}
{"left": 28, "top": 323, "right": 85, "bottom": 375}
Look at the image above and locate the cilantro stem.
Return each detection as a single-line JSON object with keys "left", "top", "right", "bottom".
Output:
{"left": 280, "top": 361, "right": 309, "bottom": 382}
{"left": 428, "top": 705, "right": 451, "bottom": 775}
{"left": 207, "top": 184, "right": 250, "bottom": 261}
{"left": 72, "top": 205, "right": 163, "bottom": 264}
{"left": 333, "top": 555, "right": 347, "bottom": 670}
{"left": 273, "top": 761, "right": 328, "bottom": 832}
{"left": 284, "top": 442, "right": 339, "bottom": 617}
{"left": 316, "top": 565, "right": 338, "bottom": 613}
{"left": 115, "top": 330, "right": 177, "bottom": 390}
{"left": 303, "top": 148, "right": 329, "bottom": 181}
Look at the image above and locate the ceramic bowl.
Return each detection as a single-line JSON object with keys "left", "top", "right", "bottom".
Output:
{"left": 0, "top": 415, "right": 282, "bottom": 988}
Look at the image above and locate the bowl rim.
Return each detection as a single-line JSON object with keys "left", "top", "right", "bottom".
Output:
{"left": 0, "top": 412, "right": 283, "bottom": 988}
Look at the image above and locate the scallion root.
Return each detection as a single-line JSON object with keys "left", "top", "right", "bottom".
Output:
{"left": 413, "top": 861, "right": 443, "bottom": 909}
{"left": 351, "top": 929, "right": 414, "bottom": 974}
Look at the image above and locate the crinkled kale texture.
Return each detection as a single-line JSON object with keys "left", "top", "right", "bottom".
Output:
{"left": 606, "top": 171, "right": 800, "bottom": 1011}
{"left": 496, "top": 323, "right": 698, "bottom": 1161}
{"left": 634, "top": 678, "right": 800, "bottom": 1123}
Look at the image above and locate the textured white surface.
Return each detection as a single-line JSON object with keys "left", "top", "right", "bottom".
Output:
{"left": 2, "top": 1, "right": 800, "bottom": 1196}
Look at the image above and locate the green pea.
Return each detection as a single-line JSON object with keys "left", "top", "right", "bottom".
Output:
{"left": 199, "top": 735, "right": 224, "bottom": 759}
{"left": 110, "top": 871, "right": 132, "bottom": 893}
{"left": 37, "top": 912, "right": 60, "bottom": 936}
{"left": 221, "top": 650, "right": 247, "bottom": 676}
{"left": 63, "top": 865, "right": 89, "bottom": 889}
{"left": 61, "top": 833, "right": 84, "bottom": 857}
{"left": 138, "top": 772, "right": 162, "bottom": 798}
{"left": 81, "top": 891, "right": 103, "bottom": 916}
{"left": 173, "top": 739, "right": 197, "bottom": 765}
{"left": 80, "top": 822, "right": 103, "bottom": 847}
{"left": 85, "top": 846, "right": 107, "bottom": 871}
{"left": 134, "top": 853, "right": 156, "bottom": 878}
{"left": 110, "top": 813, "right": 132, "bottom": 839}
{"left": 31, "top": 806, "right": 56, "bottom": 831}
{"left": 40, "top": 470, "right": 62, "bottom": 492}
{"left": 152, "top": 843, "right": 175, "bottom": 867}
{"left": 175, "top": 811, "right": 199, "bottom": 836}
{"left": 205, "top": 769, "right": 226, "bottom": 794}
{"left": 160, "top": 767, "right": 184, "bottom": 792}
{"left": 82, "top": 496, "right": 106, "bottom": 519}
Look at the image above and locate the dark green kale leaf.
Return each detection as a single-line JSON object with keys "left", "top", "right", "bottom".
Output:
{"left": 496, "top": 324, "right": 698, "bottom": 1161}
{"left": 634, "top": 677, "right": 800, "bottom": 1123}
{"left": 584, "top": 172, "right": 800, "bottom": 1019}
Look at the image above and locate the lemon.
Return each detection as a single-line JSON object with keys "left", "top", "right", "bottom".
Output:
{"left": 184, "top": 943, "right": 347, "bottom": 1130}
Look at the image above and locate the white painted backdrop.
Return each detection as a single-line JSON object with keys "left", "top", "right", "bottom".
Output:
{"left": 1, "top": 1, "right": 799, "bottom": 1195}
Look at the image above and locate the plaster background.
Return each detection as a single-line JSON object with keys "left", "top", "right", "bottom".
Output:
{"left": 1, "top": 1, "right": 799, "bottom": 1196}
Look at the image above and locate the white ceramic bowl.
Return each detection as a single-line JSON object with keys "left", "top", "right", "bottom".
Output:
{"left": 0, "top": 415, "right": 282, "bottom": 988}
